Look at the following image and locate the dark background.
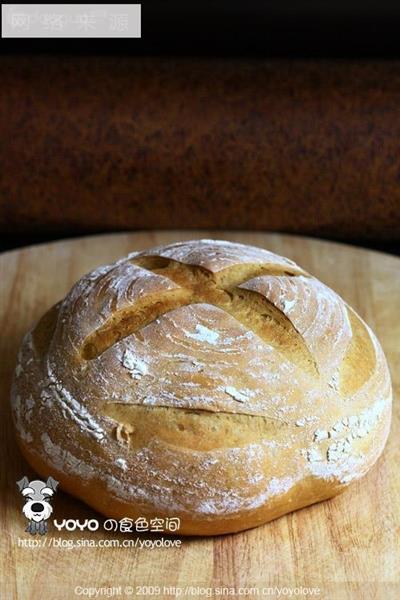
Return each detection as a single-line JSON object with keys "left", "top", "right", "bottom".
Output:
{"left": 4, "top": 2, "right": 400, "bottom": 57}
{"left": 1, "top": 2, "right": 400, "bottom": 254}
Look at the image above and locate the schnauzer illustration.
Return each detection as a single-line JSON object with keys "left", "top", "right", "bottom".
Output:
{"left": 17, "top": 476, "right": 59, "bottom": 535}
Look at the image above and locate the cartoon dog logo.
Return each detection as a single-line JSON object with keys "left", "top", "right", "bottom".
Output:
{"left": 17, "top": 476, "right": 59, "bottom": 535}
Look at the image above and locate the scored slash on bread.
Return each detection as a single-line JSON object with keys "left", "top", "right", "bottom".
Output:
{"left": 82, "top": 256, "right": 318, "bottom": 378}
{"left": 11, "top": 239, "right": 392, "bottom": 535}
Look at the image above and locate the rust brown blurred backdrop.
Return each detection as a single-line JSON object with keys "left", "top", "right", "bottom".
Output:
{"left": 1, "top": 56, "right": 399, "bottom": 247}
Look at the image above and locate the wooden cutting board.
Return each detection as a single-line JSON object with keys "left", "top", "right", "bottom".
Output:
{"left": 1, "top": 232, "right": 399, "bottom": 600}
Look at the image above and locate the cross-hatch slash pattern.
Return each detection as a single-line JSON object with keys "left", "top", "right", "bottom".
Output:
{"left": 81, "top": 256, "right": 318, "bottom": 377}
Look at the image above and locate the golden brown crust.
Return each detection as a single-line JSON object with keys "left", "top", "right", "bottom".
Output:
{"left": 11, "top": 239, "right": 392, "bottom": 535}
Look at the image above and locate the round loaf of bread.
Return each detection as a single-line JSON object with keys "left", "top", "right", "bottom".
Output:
{"left": 11, "top": 239, "right": 392, "bottom": 535}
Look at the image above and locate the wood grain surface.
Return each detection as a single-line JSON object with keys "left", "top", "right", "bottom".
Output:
{"left": 0, "top": 231, "right": 399, "bottom": 600}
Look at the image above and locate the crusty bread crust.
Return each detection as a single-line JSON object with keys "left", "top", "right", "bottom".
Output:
{"left": 11, "top": 240, "right": 392, "bottom": 535}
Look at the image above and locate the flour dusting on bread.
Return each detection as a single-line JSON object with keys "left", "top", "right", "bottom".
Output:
{"left": 10, "top": 239, "right": 392, "bottom": 535}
